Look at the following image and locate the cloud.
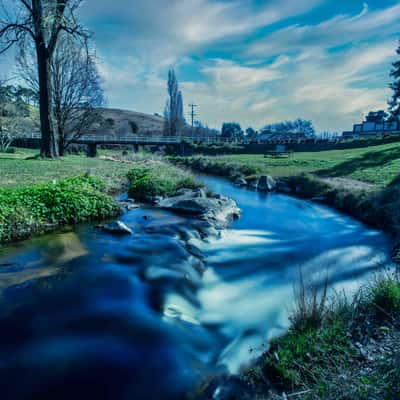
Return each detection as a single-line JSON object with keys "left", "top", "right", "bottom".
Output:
{"left": 176, "top": 39, "right": 396, "bottom": 132}
{"left": 80, "top": 0, "right": 322, "bottom": 65}
{"left": 249, "top": 3, "right": 400, "bottom": 56}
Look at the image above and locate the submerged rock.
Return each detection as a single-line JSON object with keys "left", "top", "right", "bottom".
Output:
{"left": 119, "top": 199, "right": 140, "bottom": 211}
{"left": 157, "top": 189, "right": 241, "bottom": 228}
{"left": 102, "top": 221, "right": 133, "bottom": 235}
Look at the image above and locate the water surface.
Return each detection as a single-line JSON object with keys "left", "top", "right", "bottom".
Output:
{"left": 0, "top": 176, "right": 393, "bottom": 399}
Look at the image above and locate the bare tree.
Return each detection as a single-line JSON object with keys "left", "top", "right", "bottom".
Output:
{"left": 0, "top": 0, "right": 88, "bottom": 158}
{"left": 18, "top": 35, "right": 105, "bottom": 156}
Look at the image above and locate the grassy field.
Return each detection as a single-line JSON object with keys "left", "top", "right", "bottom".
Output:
{"left": 0, "top": 149, "right": 134, "bottom": 193}
{"left": 197, "top": 142, "right": 400, "bottom": 187}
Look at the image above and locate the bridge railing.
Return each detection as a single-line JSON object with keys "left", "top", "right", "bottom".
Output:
{"left": 22, "top": 133, "right": 238, "bottom": 144}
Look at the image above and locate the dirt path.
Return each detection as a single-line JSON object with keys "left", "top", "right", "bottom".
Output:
{"left": 321, "top": 177, "right": 377, "bottom": 191}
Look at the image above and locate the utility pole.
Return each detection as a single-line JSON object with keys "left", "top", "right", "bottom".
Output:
{"left": 188, "top": 103, "right": 198, "bottom": 133}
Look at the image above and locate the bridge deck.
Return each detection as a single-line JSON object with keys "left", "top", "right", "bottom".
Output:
{"left": 25, "top": 134, "right": 233, "bottom": 145}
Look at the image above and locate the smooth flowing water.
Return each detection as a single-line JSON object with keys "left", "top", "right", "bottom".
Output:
{"left": 0, "top": 176, "right": 393, "bottom": 399}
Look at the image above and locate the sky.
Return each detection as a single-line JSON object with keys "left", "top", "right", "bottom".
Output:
{"left": 2, "top": 0, "right": 400, "bottom": 132}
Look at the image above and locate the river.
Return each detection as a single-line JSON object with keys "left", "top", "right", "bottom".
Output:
{"left": 0, "top": 176, "right": 393, "bottom": 399}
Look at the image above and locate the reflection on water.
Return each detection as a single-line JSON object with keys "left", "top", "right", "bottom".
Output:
{"left": 0, "top": 177, "right": 394, "bottom": 399}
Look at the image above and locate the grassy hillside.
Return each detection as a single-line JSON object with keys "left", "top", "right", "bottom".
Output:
{"left": 86, "top": 107, "right": 164, "bottom": 136}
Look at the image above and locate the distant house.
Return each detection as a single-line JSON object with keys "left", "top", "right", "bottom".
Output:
{"left": 343, "top": 111, "right": 400, "bottom": 138}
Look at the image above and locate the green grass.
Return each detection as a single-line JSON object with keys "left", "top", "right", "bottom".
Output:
{"left": 127, "top": 161, "right": 201, "bottom": 201}
{"left": 0, "top": 176, "right": 120, "bottom": 243}
{"left": 245, "top": 273, "right": 400, "bottom": 400}
{"left": 175, "top": 142, "right": 400, "bottom": 188}
{"left": 0, "top": 149, "right": 134, "bottom": 193}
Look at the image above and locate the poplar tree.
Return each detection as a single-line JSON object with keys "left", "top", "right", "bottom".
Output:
{"left": 164, "top": 69, "right": 185, "bottom": 135}
{"left": 389, "top": 40, "right": 400, "bottom": 120}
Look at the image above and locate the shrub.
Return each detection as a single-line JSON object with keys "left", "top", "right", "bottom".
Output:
{"left": 170, "top": 155, "right": 260, "bottom": 180}
{"left": 127, "top": 162, "right": 201, "bottom": 201}
{"left": 0, "top": 176, "right": 120, "bottom": 243}
{"left": 0, "top": 146, "right": 16, "bottom": 154}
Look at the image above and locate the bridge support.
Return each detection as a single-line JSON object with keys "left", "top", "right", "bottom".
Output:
{"left": 87, "top": 143, "right": 98, "bottom": 158}
{"left": 133, "top": 144, "right": 140, "bottom": 153}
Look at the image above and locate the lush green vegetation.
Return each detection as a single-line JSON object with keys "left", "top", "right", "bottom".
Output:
{"left": 173, "top": 141, "right": 400, "bottom": 187}
{"left": 127, "top": 161, "right": 200, "bottom": 201}
{"left": 0, "top": 148, "right": 134, "bottom": 193}
{"left": 0, "top": 176, "right": 120, "bottom": 243}
{"left": 245, "top": 273, "right": 400, "bottom": 400}
{"left": 170, "top": 155, "right": 260, "bottom": 180}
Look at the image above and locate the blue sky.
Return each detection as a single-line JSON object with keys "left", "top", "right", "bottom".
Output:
{"left": 3, "top": 0, "right": 400, "bottom": 132}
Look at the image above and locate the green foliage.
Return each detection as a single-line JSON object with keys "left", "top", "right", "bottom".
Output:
{"left": 221, "top": 122, "right": 243, "bottom": 140}
{"left": 246, "top": 274, "right": 400, "bottom": 400}
{"left": 0, "top": 176, "right": 119, "bottom": 243}
{"left": 127, "top": 162, "right": 200, "bottom": 200}
{"left": 0, "top": 146, "right": 16, "bottom": 153}
{"left": 263, "top": 318, "right": 352, "bottom": 389}
{"left": 170, "top": 155, "right": 260, "bottom": 179}
{"left": 358, "top": 274, "right": 400, "bottom": 321}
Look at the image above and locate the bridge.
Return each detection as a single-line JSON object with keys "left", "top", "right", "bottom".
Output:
{"left": 21, "top": 133, "right": 235, "bottom": 156}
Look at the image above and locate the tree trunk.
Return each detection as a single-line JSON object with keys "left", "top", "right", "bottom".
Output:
{"left": 58, "top": 125, "right": 65, "bottom": 156}
{"left": 36, "top": 42, "right": 58, "bottom": 158}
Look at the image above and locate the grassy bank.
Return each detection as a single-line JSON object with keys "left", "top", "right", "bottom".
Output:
{"left": 127, "top": 160, "right": 201, "bottom": 201}
{"left": 171, "top": 144, "right": 400, "bottom": 255}
{"left": 0, "top": 176, "right": 120, "bottom": 244}
{"left": 0, "top": 150, "right": 202, "bottom": 244}
{"left": 0, "top": 148, "right": 134, "bottom": 193}
{"left": 172, "top": 141, "right": 400, "bottom": 188}
{"left": 240, "top": 273, "right": 400, "bottom": 400}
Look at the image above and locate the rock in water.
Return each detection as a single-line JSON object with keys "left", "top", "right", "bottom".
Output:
{"left": 234, "top": 177, "right": 247, "bottom": 187}
{"left": 102, "top": 221, "right": 133, "bottom": 235}
{"left": 247, "top": 178, "right": 258, "bottom": 190}
{"left": 257, "top": 175, "right": 276, "bottom": 192}
{"left": 157, "top": 189, "right": 241, "bottom": 228}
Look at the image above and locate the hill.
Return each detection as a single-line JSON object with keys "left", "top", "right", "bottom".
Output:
{"left": 85, "top": 108, "right": 165, "bottom": 136}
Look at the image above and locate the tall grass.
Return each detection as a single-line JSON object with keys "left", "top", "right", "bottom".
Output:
{"left": 290, "top": 269, "right": 329, "bottom": 332}
{"left": 248, "top": 272, "right": 400, "bottom": 399}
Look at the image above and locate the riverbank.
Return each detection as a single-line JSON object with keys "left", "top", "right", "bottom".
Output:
{"left": 193, "top": 272, "right": 400, "bottom": 400}
{"left": 171, "top": 142, "right": 400, "bottom": 187}
{"left": 170, "top": 153, "right": 400, "bottom": 259}
{"left": 0, "top": 176, "right": 121, "bottom": 244}
{"left": 172, "top": 153, "right": 400, "bottom": 400}
{"left": 0, "top": 150, "right": 236, "bottom": 245}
